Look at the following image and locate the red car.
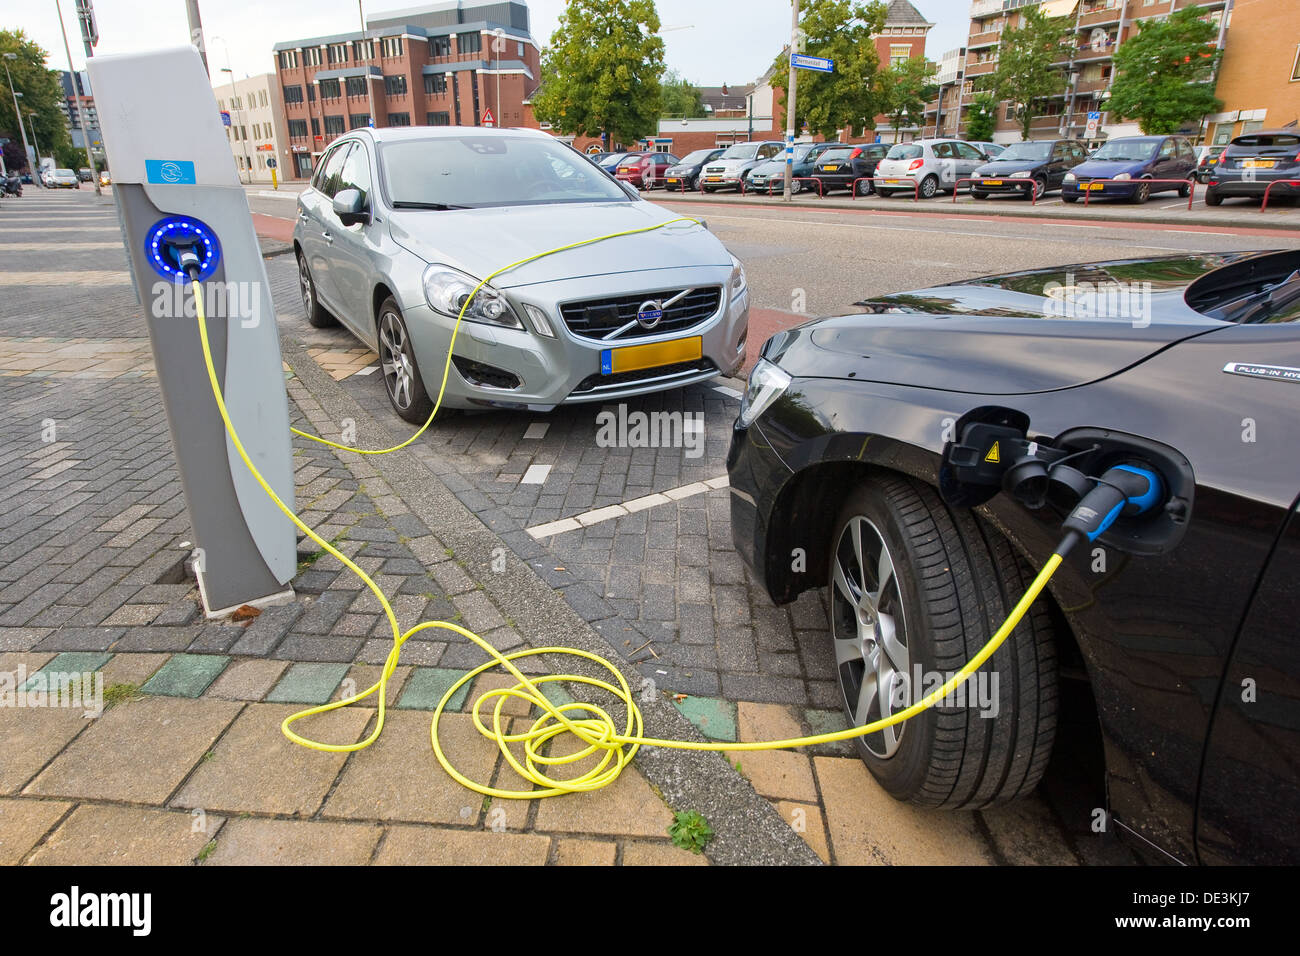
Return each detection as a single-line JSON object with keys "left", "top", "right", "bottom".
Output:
{"left": 615, "top": 151, "right": 681, "bottom": 190}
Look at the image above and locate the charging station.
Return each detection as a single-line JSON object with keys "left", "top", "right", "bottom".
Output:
{"left": 88, "top": 47, "right": 296, "bottom": 617}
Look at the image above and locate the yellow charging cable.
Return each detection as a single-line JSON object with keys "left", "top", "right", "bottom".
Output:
{"left": 189, "top": 218, "right": 1066, "bottom": 799}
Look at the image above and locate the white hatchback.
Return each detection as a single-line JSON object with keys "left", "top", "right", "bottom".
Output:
{"left": 871, "top": 139, "right": 993, "bottom": 199}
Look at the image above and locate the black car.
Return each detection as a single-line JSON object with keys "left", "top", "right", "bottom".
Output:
{"left": 664, "top": 147, "right": 725, "bottom": 192}
{"left": 971, "top": 139, "right": 1088, "bottom": 199}
{"left": 1205, "top": 130, "right": 1300, "bottom": 206}
{"left": 727, "top": 250, "right": 1300, "bottom": 864}
{"left": 812, "top": 143, "right": 890, "bottom": 195}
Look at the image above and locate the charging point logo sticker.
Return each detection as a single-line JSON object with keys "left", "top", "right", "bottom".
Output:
{"left": 985, "top": 441, "right": 1001, "bottom": 464}
{"left": 145, "top": 159, "right": 197, "bottom": 185}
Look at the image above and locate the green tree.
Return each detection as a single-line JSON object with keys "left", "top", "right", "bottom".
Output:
{"left": 964, "top": 91, "right": 998, "bottom": 141}
{"left": 0, "top": 29, "right": 74, "bottom": 173}
{"left": 660, "top": 69, "right": 703, "bottom": 117}
{"left": 988, "top": 6, "right": 1071, "bottom": 141}
{"left": 878, "top": 56, "right": 936, "bottom": 142}
{"left": 768, "top": 0, "right": 888, "bottom": 140}
{"left": 1107, "top": 6, "right": 1222, "bottom": 134}
{"left": 531, "top": 0, "right": 665, "bottom": 147}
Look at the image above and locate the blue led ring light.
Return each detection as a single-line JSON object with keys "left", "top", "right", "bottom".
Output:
{"left": 145, "top": 216, "right": 221, "bottom": 282}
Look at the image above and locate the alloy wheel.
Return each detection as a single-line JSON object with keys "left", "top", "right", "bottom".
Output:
{"left": 298, "top": 256, "right": 314, "bottom": 317}
{"left": 379, "top": 310, "right": 415, "bottom": 410}
{"left": 830, "top": 515, "right": 911, "bottom": 758}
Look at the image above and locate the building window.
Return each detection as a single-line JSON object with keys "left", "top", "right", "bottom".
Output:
{"left": 890, "top": 44, "right": 911, "bottom": 67}
{"left": 384, "top": 74, "right": 407, "bottom": 95}
{"left": 1212, "top": 125, "right": 1233, "bottom": 145}
{"left": 303, "top": 47, "right": 322, "bottom": 67}
{"left": 283, "top": 84, "right": 304, "bottom": 104}
{"left": 328, "top": 43, "right": 349, "bottom": 64}
{"left": 311, "top": 118, "right": 320, "bottom": 135}
{"left": 307, "top": 85, "right": 316, "bottom": 102}
{"left": 427, "top": 110, "right": 451, "bottom": 126}
{"left": 1241, "top": 119, "right": 1264, "bottom": 135}
{"left": 1292, "top": 45, "right": 1300, "bottom": 81}
{"left": 260, "top": 90, "right": 268, "bottom": 107}
{"left": 324, "top": 115, "right": 346, "bottom": 135}
{"left": 346, "top": 75, "right": 368, "bottom": 97}
{"left": 353, "top": 39, "right": 374, "bottom": 60}
{"left": 458, "top": 32, "right": 482, "bottom": 55}
{"left": 387, "top": 112, "right": 411, "bottom": 127}
{"left": 430, "top": 35, "right": 451, "bottom": 57}
{"left": 382, "top": 36, "right": 403, "bottom": 58}
{"left": 319, "top": 77, "right": 341, "bottom": 99}
{"left": 1005, "top": 102, "right": 1016, "bottom": 121}
{"left": 424, "top": 74, "right": 447, "bottom": 94}
{"left": 349, "top": 113, "right": 370, "bottom": 129}
{"left": 288, "top": 119, "right": 308, "bottom": 137}
{"left": 278, "top": 50, "right": 298, "bottom": 69}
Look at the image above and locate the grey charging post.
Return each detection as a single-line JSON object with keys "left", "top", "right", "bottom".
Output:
{"left": 88, "top": 46, "right": 296, "bottom": 618}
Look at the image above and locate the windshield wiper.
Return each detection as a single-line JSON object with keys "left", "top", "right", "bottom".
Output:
{"left": 1208, "top": 269, "right": 1300, "bottom": 324}
{"left": 391, "top": 201, "right": 470, "bottom": 210}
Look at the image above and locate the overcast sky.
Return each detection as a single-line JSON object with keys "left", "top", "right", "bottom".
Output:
{"left": 11, "top": 0, "right": 973, "bottom": 89}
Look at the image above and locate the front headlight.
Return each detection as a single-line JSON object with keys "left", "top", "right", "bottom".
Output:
{"left": 737, "top": 358, "right": 791, "bottom": 428}
{"left": 1063, "top": 172, "right": 1076, "bottom": 182}
{"left": 729, "top": 254, "right": 747, "bottom": 300}
{"left": 1112, "top": 172, "right": 1132, "bottom": 181}
{"left": 423, "top": 264, "right": 523, "bottom": 329}
{"left": 1010, "top": 170, "right": 1031, "bottom": 178}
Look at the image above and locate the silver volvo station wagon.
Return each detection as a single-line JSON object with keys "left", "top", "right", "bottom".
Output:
{"left": 293, "top": 127, "right": 750, "bottom": 423}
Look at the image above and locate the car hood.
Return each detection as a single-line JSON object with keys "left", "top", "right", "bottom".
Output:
{"left": 763, "top": 254, "right": 1250, "bottom": 394}
{"left": 1071, "top": 159, "right": 1151, "bottom": 178}
{"left": 974, "top": 159, "right": 1044, "bottom": 176}
{"left": 387, "top": 201, "right": 731, "bottom": 289}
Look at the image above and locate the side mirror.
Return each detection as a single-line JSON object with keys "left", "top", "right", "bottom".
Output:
{"left": 333, "top": 188, "right": 369, "bottom": 227}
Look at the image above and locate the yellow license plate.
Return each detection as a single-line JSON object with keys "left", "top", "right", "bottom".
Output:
{"left": 705, "top": 176, "right": 721, "bottom": 182}
{"left": 666, "top": 178, "right": 678, "bottom": 183}
{"left": 601, "top": 337, "right": 702, "bottom": 375}
{"left": 823, "top": 165, "right": 838, "bottom": 171}
{"left": 983, "top": 179, "right": 1003, "bottom": 186}
{"left": 1083, "top": 183, "right": 1104, "bottom": 191}
{"left": 886, "top": 179, "right": 904, "bottom": 184}
{"left": 1244, "top": 159, "right": 1276, "bottom": 168}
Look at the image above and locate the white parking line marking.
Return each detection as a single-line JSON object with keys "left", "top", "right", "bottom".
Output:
{"left": 713, "top": 385, "right": 743, "bottom": 399}
{"left": 353, "top": 366, "right": 379, "bottom": 376}
{"left": 0, "top": 242, "right": 121, "bottom": 250}
{"left": 526, "top": 474, "right": 730, "bottom": 538}
{"left": 521, "top": 464, "right": 551, "bottom": 485}
{"left": 523, "top": 422, "right": 550, "bottom": 439}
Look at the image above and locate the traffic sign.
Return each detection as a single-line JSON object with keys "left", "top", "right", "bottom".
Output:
{"left": 791, "top": 53, "right": 834, "bottom": 73}
{"left": 1085, "top": 110, "right": 1101, "bottom": 138}
{"left": 266, "top": 157, "right": 277, "bottom": 169}
{"left": 220, "top": 111, "right": 231, "bottom": 127}
{"left": 481, "top": 107, "right": 496, "bottom": 127}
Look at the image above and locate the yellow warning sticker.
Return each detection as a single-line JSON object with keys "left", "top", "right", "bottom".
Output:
{"left": 985, "top": 441, "right": 1001, "bottom": 464}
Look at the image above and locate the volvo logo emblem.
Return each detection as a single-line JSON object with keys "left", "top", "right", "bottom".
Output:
{"left": 636, "top": 300, "right": 665, "bottom": 330}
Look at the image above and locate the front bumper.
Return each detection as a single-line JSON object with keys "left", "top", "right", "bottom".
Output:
{"left": 1063, "top": 179, "right": 1142, "bottom": 198}
{"left": 403, "top": 267, "right": 750, "bottom": 411}
{"left": 726, "top": 418, "right": 789, "bottom": 588}
{"left": 971, "top": 177, "right": 1036, "bottom": 194}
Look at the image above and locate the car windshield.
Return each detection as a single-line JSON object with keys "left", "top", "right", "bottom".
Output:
{"left": 1232, "top": 134, "right": 1300, "bottom": 149}
{"left": 820, "top": 148, "right": 853, "bottom": 161}
{"left": 679, "top": 149, "right": 717, "bottom": 164}
{"left": 1091, "top": 140, "right": 1159, "bottom": 162}
{"left": 720, "top": 144, "right": 759, "bottom": 160}
{"left": 885, "top": 144, "right": 921, "bottom": 160}
{"left": 380, "top": 135, "right": 632, "bottom": 209}
{"left": 996, "top": 142, "right": 1052, "bottom": 162}
{"left": 56, "top": 169, "right": 74, "bottom": 177}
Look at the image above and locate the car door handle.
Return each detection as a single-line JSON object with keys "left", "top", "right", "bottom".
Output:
{"left": 299, "top": 211, "right": 310, "bottom": 222}
{"left": 322, "top": 230, "right": 333, "bottom": 243}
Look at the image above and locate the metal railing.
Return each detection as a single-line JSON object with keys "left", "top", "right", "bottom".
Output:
{"left": 954, "top": 177, "right": 1042, "bottom": 204}
{"left": 851, "top": 176, "right": 920, "bottom": 201}
{"left": 763, "top": 177, "right": 824, "bottom": 197}
{"left": 1261, "top": 179, "right": 1300, "bottom": 213}
{"left": 1069, "top": 177, "right": 1196, "bottom": 210}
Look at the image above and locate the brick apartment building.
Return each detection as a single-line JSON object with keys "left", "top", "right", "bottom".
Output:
{"left": 1204, "top": 0, "right": 1300, "bottom": 147}
{"left": 925, "top": 0, "right": 1231, "bottom": 145}
{"left": 872, "top": 0, "right": 934, "bottom": 141}
{"left": 272, "top": 0, "right": 539, "bottom": 179}
{"left": 58, "top": 70, "right": 104, "bottom": 167}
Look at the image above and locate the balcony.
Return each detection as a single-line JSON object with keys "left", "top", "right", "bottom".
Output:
{"left": 970, "top": 0, "right": 1002, "bottom": 15}
{"left": 1078, "top": 6, "right": 1123, "bottom": 29}
{"left": 965, "top": 61, "right": 997, "bottom": 78}
{"left": 967, "top": 30, "right": 1002, "bottom": 49}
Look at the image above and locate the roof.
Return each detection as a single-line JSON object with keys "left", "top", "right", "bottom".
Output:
{"left": 331, "top": 125, "right": 550, "bottom": 144}
{"left": 883, "top": 0, "right": 934, "bottom": 27}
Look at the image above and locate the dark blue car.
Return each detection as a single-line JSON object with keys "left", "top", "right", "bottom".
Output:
{"left": 1062, "top": 135, "right": 1197, "bottom": 204}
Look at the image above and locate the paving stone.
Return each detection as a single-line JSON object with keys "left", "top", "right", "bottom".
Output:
{"left": 204, "top": 818, "right": 380, "bottom": 866}
{"left": 142, "top": 653, "right": 230, "bottom": 697}
{"left": 0, "top": 702, "right": 91, "bottom": 795}
{"left": 555, "top": 838, "right": 617, "bottom": 866}
{"left": 228, "top": 603, "right": 305, "bottom": 656}
{"left": 621, "top": 840, "right": 709, "bottom": 866}
{"left": 0, "top": 628, "right": 51, "bottom": 651}
{"left": 813, "top": 756, "right": 994, "bottom": 865}
{"left": 804, "top": 708, "right": 855, "bottom": 757}
{"left": 21, "top": 651, "right": 112, "bottom": 689}
{"left": 206, "top": 658, "right": 291, "bottom": 701}
{"left": 33, "top": 626, "right": 123, "bottom": 652}
{"left": 978, "top": 797, "right": 1080, "bottom": 866}
{"left": 533, "top": 762, "right": 673, "bottom": 838}
{"left": 726, "top": 749, "right": 818, "bottom": 804}
{"left": 26, "top": 696, "right": 241, "bottom": 803}
{"left": 272, "top": 633, "right": 365, "bottom": 662}
{"left": 172, "top": 702, "right": 373, "bottom": 817}
{"left": 374, "top": 825, "right": 550, "bottom": 865}
{"left": 398, "top": 667, "right": 473, "bottom": 711}
{"left": 113, "top": 625, "right": 200, "bottom": 652}
{"left": 99, "top": 652, "right": 169, "bottom": 688}
{"left": 340, "top": 664, "right": 411, "bottom": 706}
{"left": 774, "top": 800, "right": 831, "bottom": 864}
{"left": 28, "top": 804, "right": 221, "bottom": 866}
{"left": 266, "top": 662, "right": 351, "bottom": 704}
{"left": 101, "top": 603, "right": 164, "bottom": 626}
{"left": 671, "top": 695, "right": 737, "bottom": 742}
{"left": 0, "top": 798, "right": 72, "bottom": 864}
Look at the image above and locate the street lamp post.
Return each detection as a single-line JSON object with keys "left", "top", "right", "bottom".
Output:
{"left": 212, "top": 36, "right": 252, "bottom": 184}
{"left": 26, "top": 111, "right": 42, "bottom": 178}
{"left": 782, "top": 0, "right": 800, "bottom": 202}
{"left": 2, "top": 54, "right": 34, "bottom": 178}
{"left": 55, "top": 0, "right": 101, "bottom": 195}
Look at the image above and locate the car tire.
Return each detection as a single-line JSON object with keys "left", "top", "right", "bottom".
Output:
{"left": 1130, "top": 181, "right": 1151, "bottom": 205}
{"left": 826, "top": 475, "right": 1058, "bottom": 809}
{"left": 971, "top": 189, "right": 989, "bottom": 200}
{"left": 1205, "top": 188, "right": 1223, "bottom": 206}
{"left": 1178, "top": 182, "right": 1191, "bottom": 198}
{"left": 918, "top": 175, "right": 939, "bottom": 199}
{"left": 854, "top": 178, "right": 873, "bottom": 197}
{"left": 377, "top": 298, "right": 434, "bottom": 426}
{"left": 1062, "top": 192, "right": 1079, "bottom": 203}
{"left": 297, "top": 252, "right": 337, "bottom": 329}
{"left": 1030, "top": 175, "right": 1048, "bottom": 201}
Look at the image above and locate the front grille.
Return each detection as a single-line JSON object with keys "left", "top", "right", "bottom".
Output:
{"left": 560, "top": 287, "right": 723, "bottom": 341}
{"left": 571, "top": 359, "right": 718, "bottom": 394}
{"left": 452, "top": 356, "right": 521, "bottom": 390}
{"left": 705, "top": 166, "right": 726, "bottom": 174}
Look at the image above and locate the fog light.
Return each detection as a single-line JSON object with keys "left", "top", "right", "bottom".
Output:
{"left": 522, "top": 303, "right": 556, "bottom": 337}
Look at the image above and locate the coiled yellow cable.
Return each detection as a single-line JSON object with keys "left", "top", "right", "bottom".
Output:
{"left": 190, "top": 217, "right": 1063, "bottom": 800}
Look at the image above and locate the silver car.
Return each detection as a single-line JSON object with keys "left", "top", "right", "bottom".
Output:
{"left": 872, "top": 139, "right": 992, "bottom": 199}
{"left": 293, "top": 127, "right": 749, "bottom": 422}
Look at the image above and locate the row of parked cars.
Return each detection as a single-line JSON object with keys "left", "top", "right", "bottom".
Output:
{"left": 592, "top": 131, "right": 1300, "bottom": 207}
